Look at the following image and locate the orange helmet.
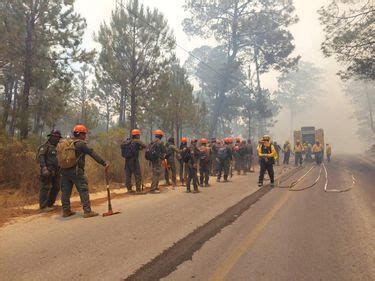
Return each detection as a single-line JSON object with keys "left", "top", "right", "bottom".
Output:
{"left": 73, "top": 124, "right": 88, "bottom": 134}
{"left": 229, "top": 138, "right": 233, "bottom": 143}
{"left": 181, "top": 137, "right": 188, "bottom": 143}
{"left": 132, "top": 129, "right": 141, "bottom": 136}
{"left": 224, "top": 138, "right": 229, "bottom": 144}
{"left": 153, "top": 129, "right": 164, "bottom": 136}
{"left": 201, "top": 138, "right": 207, "bottom": 144}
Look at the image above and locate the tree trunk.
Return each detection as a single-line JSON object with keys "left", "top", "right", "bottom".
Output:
{"left": 208, "top": 1, "right": 240, "bottom": 139}
{"left": 119, "top": 87, "right": 126, "bottom": 127}
{"left": 365, "top": 82, "right": 375, "bottom": 133}
{"left": 9, "top": 80, "right": 19, "bottom": 137}
{"left": 20, "top": 12, "right": 35, "bottom": 140}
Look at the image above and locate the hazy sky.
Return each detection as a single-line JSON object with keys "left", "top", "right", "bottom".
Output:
{"left": 74, "top": 0, "right": 362, "bottom": 152}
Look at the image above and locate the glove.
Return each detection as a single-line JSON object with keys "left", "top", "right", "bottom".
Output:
{"left": 42, "top": 167, "right": 50, "bottom": 177}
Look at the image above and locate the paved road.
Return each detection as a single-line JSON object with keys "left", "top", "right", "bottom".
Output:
{"left": 0, "top": 156, "right": 374, "bottom": 281}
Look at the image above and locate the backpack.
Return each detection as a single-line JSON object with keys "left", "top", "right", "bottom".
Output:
{"left": 199, "top": 146, "right": 209, "bottom": 161}
{"left": 217, "top": 147, "right": 228, "bottom": 160}
{"left": 56, "top": 139, "right": 79, "bottom": 169}
{"left": 181, "top": 147, "right": 191, "bottom": 163}
{"left": 121, "top": 138, "right": 137, "bottom": 159}
{"left": 36, "top": 142, "right": 48, "bottom": 163}
{"left": 145, "top": 142, "right": 159, "bottom": 161}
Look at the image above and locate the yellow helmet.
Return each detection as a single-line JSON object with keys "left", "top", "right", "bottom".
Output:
{"left": 262, "top": 135, "right": 270, "bottom": 141}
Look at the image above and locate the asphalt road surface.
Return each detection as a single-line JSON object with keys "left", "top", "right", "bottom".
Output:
{"left": 0, "top": 155, "right": 374, "bottom": 281}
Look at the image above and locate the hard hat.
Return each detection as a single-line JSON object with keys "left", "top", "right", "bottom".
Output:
{"left": 153, "top": 129, "right": 164, "bottom": 136}
{"left": 181, "top": 137, "right": 188, "bottom": 143}
{"left": 48, "top": 129, "right": 62, "bottom": 138}
{"left": 228, "top": 138, "right": 233, "bottom": 143}
{"left": 224, "top": 138, "right": 230, "bottom": 144}
{"left": 73, "top": 124, "right": 88, "bottom": 134}
{"left": 201, "top": 138, "right": 207, "bottom": 144}
{"left": 131, "top": 129, "right": 141, "bottom": 136}
{"left": 262, "top": 135, "right": 270, "bottom": 141}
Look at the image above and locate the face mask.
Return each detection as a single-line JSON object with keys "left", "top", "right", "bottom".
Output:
{"left": 49, "top": 137, "right": 59, "bottom": 146}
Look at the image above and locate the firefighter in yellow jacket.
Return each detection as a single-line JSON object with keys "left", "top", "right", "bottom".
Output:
{"left": 258, "top": 135, "right": 278, "bottom": 187}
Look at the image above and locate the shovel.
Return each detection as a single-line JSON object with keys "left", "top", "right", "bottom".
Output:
{"left": 103, "top": 166, "right": 120, "bottom": 217}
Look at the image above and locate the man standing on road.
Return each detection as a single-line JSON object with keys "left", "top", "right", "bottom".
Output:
{"left": 216, "top": 138, "right": 232, "bottom": 182}
{"left": 246, "top": 139, "right": 255, "bottom": 173}
{"left": 199, "top": 138, "right": 210, "bottom": 187}
{"left": 185, "top": 139, "right": 200, "bottom": 193}
{"left": 210, "top": 138, "right": 219, "bottom": 176}
{"left": 326, "top": 143, "right": 332, "bottom": 163}
{"left": 147, "top": 130, "right": 166, "bottom": 193}
{"left": 273, "top": 141, "right": 281, "bottom": 166}
{"left": 121, "top": 129, "right": 146, "bottom": 193}
{"left": 294, "top": 140, "right": 304, "bottom": 166}
{"left": 283, "top": 140, "right": 291, "bottom": 165}
{"left": 179, "top": 138, "right": 188, "bottom": 186}
{"left": 165, "top": 137, "right": 180, "bottom": 187}
{"left": 258, "top": 135, "right": 277, "bottom": 187}
{"left": 313, "top": 141, "right": 323, "bottom": 165}
{"left": 37, "top": 129, "right": 62, "bottom": 212}
{"left": 59, "top": 125, "right": 109, "bottom": 218}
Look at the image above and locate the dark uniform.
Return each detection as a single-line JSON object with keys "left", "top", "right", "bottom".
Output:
{"left": 61, "top": 139, "right": 107, "bottom": 214}
{"left": 216, "top": 144, "right": 232, "bottom": 182}
{"left": 245, "top": 140, "right": 254, "bottom": 172}
{"left": 150, "top": 138, "right": 166, "bottom": 192}
{"left": 198, "top": 144, "right": 210, "bottom": 186}
{"left": 233, "top": 142, "right": 241, "bottom": 175}
{"left": 179, "top": 142, "right": 189, "bottom": 186}
{"left": 124, "top": 139, "right": 146, "bottom": 192}
{"left": 38, "top": 140, "right": 60, "bottom": 210}
{"left": 165, "top": 141, "right": 179, "bottom": 186}
{"left": 209, "top": 139, "right": 218, "bottom": 176}
{"left": 186, "top": 142, "right": 200, "bottom": 192}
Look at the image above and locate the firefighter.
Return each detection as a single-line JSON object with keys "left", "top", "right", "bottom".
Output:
{"left": 283, "top": 140, "right": 291, "bottom": 165}
{"left": 121, "top": 129, "right": 146, "bottom": 193}
{"left": 37, "top": 129, "right": 62, "bottom": 212}
{"left": 60, "top": 125, "right": 109, "bottom": 218}
{"left": 165, "top": 137, "right": 179, "bottom": 187}
{"left": 258, "top": 135, "right": 277, "bottom": 187}
{"left": 199, "top": 138, "right": 211, "bottom": 187}
{"left": 210, "top": 139, "right": 220, "bottom": 176}
{"left": 273, "top": 141, "right": 281, "bottom": 166}
{"left": 326, "top": 143, "right": 332, "bottom": 163}
{"left": 216, "top": 138, "right": 232, "bottom": 182}
{"left": 294, "top": 140, "right": 304, "bottom": 166}
{"left": 313, "top": 141, "right": 323, "bottom": 165}
{"left": 179, "top": 138, "right": 188, "bottom": 185}
{"left": 148, "top": 130, "right": 166, "bottom": 193}
{"left": 186, "top": 139, "right": 200, "bottom": 192}
{"left": 246, "top": 139, "right": 255, "bottom": 173}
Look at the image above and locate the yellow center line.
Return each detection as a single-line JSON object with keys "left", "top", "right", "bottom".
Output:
{"left": 209, "top": 191, "right": 293, "bottom": 281}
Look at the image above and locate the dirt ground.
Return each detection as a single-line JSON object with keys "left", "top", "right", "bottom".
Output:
{"left": 0, "top": 181, "right": 169, "bottom": 228}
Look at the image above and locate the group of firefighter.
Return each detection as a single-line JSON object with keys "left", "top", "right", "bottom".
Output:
{"left": 37, "top": 125, "right": 332, "bottom": 219}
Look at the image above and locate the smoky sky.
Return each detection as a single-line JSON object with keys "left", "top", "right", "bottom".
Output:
{"left": 75, "top": 0, "right": 362, "bottom": 153}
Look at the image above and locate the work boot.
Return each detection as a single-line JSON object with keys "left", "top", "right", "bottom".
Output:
{"left": 258, "top": 182, "right": 263, "bottom": 187}
{"left": 270, "top": 182, "right": 275, "bottom": 188}
{"left": 83, "top": 211, "right": 99, "bottom": 218}
{"left": 186, "top": 188, "right": 191, "bottom": 193}
{"left": 224, "top": 178, "right": 229, "bottom": 182}
{"left": 193, "top": 189, "right": 200, "bottom": 193}
{"left": 40, "top": 206, "right": 54, "bottom": 213}
{"left": 62, "top": 210, "right": 76, "bottom": 218}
